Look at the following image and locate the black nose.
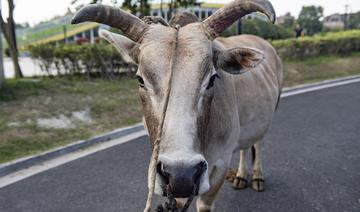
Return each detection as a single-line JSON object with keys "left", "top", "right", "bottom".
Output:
{"left": 157, "top": 160, "right": 206, "bottom": 198}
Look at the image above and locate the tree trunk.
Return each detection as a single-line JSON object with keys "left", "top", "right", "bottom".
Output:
{"left": 0, "top": 25, "right": 4, "bottom": 86}
{"left": 2, "top": 25, "right": 23, "bottom": 78}
{"left": 9, "top": 48, "right": 22, "bottom": 78}
{"left": 0, "top": 0, "right": 23, "bottom": 79}
{"left": 0, "top": 63, "right": 4, "bottom": 86}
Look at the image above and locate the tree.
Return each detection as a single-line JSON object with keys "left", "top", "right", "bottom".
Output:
{"left": 0, "top": 29, "right": 4, "bottom": 86}
{"left": 122, "top": 0, "right": 152, "bottom": 16}
{"left": 241, "top": 19, "right": 293, "bottom": 40}
{"left": 349, "top": 12, "right": 360, "bottom": 29}
{"left": 71, "top": 0, "right": 102, "bottom": 4}
{"left": 0, "top": 0, "right": 23, "bottom": 78}
{"left": 297, "top": 6, "right": 324, "bottom": 36}
{"left": 71, "top": 0, "right": 103, "bottom": 11}
{"left": 168, "top": 0, "right": 198, "bottom": 11}
{"left": 176, "top": 0, "right": 198, "bottom": 8}
{"left": 167, "top": 0, "right": 198, "bottom": 17}
{"left": 279, "top": 12, "right": 295, "bottom": 29}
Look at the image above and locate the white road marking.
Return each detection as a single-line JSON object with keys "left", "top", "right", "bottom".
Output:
{"left": 281, "top": 77, "right": 360, "bottom": 98}
{"left": 1, "top": 76, "right": 359, "bottom": 188}
{"left": 0, "top": 131, "right": 147, "bottom": 188}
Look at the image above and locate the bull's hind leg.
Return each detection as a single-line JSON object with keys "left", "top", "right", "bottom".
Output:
{"left": 251, "top": 142, "right": 265, "bottom": 192}
{"left": 232, "top": 150, "right": 248, "bottom": 189}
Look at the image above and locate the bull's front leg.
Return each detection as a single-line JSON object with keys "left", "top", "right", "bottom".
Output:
{"left": 232, "top": 149, "right": 248, "bottom": 189}
{"left": 196, "top": 160, "right": 228, "bottom": 212}
{"left": 251, "top": 142, "right": 265, "bottom": 192}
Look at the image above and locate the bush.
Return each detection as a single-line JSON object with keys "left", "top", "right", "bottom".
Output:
{"left": 272, "top": 30, "right": 360, "bottom": 60}
{"left": 222, "top": 19, "right": 293, "bottom": 40}
{"left": 29, "top": 30, "right": 360, "bottom": 71}
{"left": 242, "top": 19, "right": 293, "bottom": 40}
{"left": 29, "top": 43, "right": 135, "bottom": 78}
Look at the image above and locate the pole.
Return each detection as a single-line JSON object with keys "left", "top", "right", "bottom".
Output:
{"left": 63, "top": 25, "right": 67, "bottom": 44}
{"left": 236, "top": 19, "right": 242, "bottom": 35}
{"left": 160, "top": 0, "right": 163, "bottom": 18}
{"left": 344, "top": 4, "right": 349, "bottom": 30}
{"left": 0, "top": 0, "right": 5, "bottom": 86}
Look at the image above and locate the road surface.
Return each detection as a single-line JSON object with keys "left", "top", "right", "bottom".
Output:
{"left": 1, "top": 83, "right": 359, "bottom": 212}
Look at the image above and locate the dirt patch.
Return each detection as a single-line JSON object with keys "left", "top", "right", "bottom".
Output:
{"left": 37, "top": 115, "right": 74, "bottom": 129}
{"left": 36, "top": 108, "right": 93, "bottom": 129}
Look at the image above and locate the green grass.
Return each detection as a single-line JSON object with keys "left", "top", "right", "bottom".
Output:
{"left": 0, "top": 79, "right": 49, "bottom": 101}
{"left": 283, "top": 54, "right": 360, "bottom": 87}
{"left": 0, "top": 76, "right": 142, "bottom": 163}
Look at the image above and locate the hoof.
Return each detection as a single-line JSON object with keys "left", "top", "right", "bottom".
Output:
{"left": 251, "top": 178, "right": 265, "bottom": 192}
{"left": 225, "top": 169, "right": 237, "bottom": 183}
{"left": 232, "top": 177, "right": 247, "bottom": 190}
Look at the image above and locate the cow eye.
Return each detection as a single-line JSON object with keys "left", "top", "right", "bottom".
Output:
{"left": 207, "top": 74, "right": 219, "bottom": 90}
{"left": 137, "top": 76, "right": 145, "bottom": 88}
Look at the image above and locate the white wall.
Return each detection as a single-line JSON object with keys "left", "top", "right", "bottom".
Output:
{"left": 4, "top": 57, "right": 54, "bottom": 79}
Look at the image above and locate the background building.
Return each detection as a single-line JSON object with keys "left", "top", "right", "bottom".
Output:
{"left": 323, "top": 13, "right": 354, "bottom": 30}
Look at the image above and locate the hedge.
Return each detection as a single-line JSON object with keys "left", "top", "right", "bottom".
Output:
{"left": 29, "top": 30, "right": 360, "bottom": 77}
{"left": 242, "top": 19, "right": 293, "bottom": 40}
{"left": 29, "top": 43, "right": 135, "bottom": 78}
{"left": 222, "top": 19, "right": 293, "bottom": 40}
{"left": 272, "top": 30, "right": 360, "bottom": 60}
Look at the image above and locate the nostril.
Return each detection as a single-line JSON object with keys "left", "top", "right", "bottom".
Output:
{"left": 193, "top": 161, "right": 207, "bottom": 185}
{"left": 156, "top": 162, "right": 170, "bottom": 184}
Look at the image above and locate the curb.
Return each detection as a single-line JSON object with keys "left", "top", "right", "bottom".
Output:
{"left": 1, "top": 75, "right": 360, "bottom": 178}
{"left": 0, "top": 123, "right": 144, "bottom": 178}
{"left": 281, "top": 75, "right": 360, "bottom": 97}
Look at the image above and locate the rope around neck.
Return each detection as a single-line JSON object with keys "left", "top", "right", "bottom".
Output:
{"left": 144, "top": 25, "right": 190, "bottom": 212}
{"left": 143, "top": 139, "right": 161, "bottom": 212}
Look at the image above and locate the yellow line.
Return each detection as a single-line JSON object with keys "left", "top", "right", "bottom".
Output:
{"left": 21, "top": 22, "right": 99, "bottom": 49}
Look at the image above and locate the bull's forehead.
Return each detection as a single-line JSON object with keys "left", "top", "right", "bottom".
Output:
{"left": 175, "top": 24, "right": 213, "bottom": 82}
{"left": 139, "top": 23, "right": 213, "bottom": 101}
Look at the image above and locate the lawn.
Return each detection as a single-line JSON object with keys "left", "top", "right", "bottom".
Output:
{"left": 0, "top": 54, "right": 360, "bottom": 163}
{"left": 283, "top": 53, "right": 360, "bottom": 87}
{"left": 0, "top": 77, "right": 142, "bottom": 163}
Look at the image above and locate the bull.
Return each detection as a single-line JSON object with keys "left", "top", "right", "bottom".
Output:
{"left": 72, "top": 0, "right": 283, "bottom": 211}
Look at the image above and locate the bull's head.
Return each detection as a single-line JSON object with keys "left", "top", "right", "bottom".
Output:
{"left": 72, "top": 0, "right": 275, "bottom": 200}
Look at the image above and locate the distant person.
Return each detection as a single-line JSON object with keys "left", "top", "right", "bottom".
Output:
{"left": 294, "top": 24, "right": 303, "bottom": 38}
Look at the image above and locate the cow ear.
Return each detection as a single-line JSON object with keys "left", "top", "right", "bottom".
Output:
{"left": 215, "top": 47, "right": 265, "bottom": 74}
{"left": 99, "top": 29, "right": 139, "bottom": 64}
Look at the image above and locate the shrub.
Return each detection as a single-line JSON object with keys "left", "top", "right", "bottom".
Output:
{"left": 29, "top": 43, "right": 135, "bottom": 78}
{"left": 242, "top": 19, "right": 293, "bottom": 40}
{"left": 29, "top": 30, "right": 360, "bottom": 72}
{"left": 272, "top": 30, "right": 360, "bottom": 60}
{"left": 222, "top": 19, "right": 293, "bottom": 40}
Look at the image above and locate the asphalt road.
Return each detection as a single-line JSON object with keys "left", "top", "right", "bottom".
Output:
{"left": 1, "top": 83, "right": 360, "bottom": 212}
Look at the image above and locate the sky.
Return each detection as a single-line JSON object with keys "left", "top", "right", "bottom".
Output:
{"left": 1, "top": 0, "right": 359, "bottom": 26}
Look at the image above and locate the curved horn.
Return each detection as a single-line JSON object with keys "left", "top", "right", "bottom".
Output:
{"left": 71, "top": 4, "right": 148, "bottom": 42}
{"left": 202, "top": 0, "right": 276, "bottom": 40}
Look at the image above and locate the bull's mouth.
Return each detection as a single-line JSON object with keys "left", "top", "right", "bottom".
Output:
{"left": 161, "top": 177, "right": 200, "bottom": 198}
{"left": 156, "top": 178, "right": 202, "bottom": 212}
